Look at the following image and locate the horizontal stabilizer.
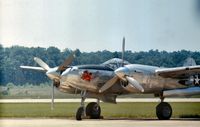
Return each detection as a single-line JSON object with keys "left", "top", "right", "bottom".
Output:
{"left": 20, "top": 66, "right": 46, "bottom": 71}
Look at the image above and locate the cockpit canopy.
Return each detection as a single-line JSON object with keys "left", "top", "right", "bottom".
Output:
{"left": 102, "top": 58, "right": 130, "bottom": 70}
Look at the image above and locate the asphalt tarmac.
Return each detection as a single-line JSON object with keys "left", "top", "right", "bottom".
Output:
{"left": 0, "top": 119, "right": 199, "bottom": 127}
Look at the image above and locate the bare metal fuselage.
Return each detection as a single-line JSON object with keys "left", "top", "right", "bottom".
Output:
{"left": 57, "top": 64, "right": 186, "bottom": 97}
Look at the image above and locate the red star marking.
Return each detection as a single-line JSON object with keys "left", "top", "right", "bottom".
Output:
{"left": 81, "top": 70, "right": 92, "bottom": 81}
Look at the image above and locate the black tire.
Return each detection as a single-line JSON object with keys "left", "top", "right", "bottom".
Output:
{"left": 156, "top": 102, "right": 172, "bottom": 120}
{"left": 76, "top": 107, "right": 84, "bottom": 121}
{"left": 86, "top": 102, "right": 101, "bottom": 119}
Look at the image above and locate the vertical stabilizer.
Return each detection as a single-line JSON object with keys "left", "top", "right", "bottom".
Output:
{"left": 183, "top": 57, "right": 196, "bottom": 66}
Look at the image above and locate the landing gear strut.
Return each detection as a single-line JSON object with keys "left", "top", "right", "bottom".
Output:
{"left": 156, "top": 96, "right": 172, "bottom": 120}
{"left": 76, "top": 96, "right": 86, "bottom": 120}
{"left": 76, "top": 91, "right": 101, "bottom": 120}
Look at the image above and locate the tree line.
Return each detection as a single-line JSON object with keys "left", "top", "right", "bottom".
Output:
{"left": 0, "top": 44, "right": 199, "bottom": 85}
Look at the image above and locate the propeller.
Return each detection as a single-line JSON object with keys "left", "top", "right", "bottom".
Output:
{"left": 121, "top": 37, "right": 125, "bottom": 67}
{"left": 51, "top": 82, "right": 55, "bottom": 110}
{"left": 99, "top": 67, "right": 144, "bottom": 93}
{"left": 99, "top": 37, "right": 144, "bottom": 93}
{"left": 34, "top": 57, "right": 55, "bottom": 109}
{"left": 57, "top": 50, "right": 76, "bottom": 71}
{"left": 34, "top": 57, "right": 50, "bottom": 71}
{"left": 33, "top": 51, "right": 76, "bottom": 110}
{"left": 126, "top": 76, "right": 144, "bottom": 92}
{"left": 99, "top": 37, "right": 125, "bottom": 93}
{"left": 114, "top": 67, "right": 144, "bottom": 92}
{"left": 99, "top": 76, "right": 118, "bottom": 93}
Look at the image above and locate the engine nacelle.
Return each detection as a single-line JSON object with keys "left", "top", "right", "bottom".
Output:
{"left": 163, "top": 87, "right": 200, "bottom": 97}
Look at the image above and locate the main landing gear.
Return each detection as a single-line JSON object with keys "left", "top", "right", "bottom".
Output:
{"left": 76, "top": 91, "right": 101, "bottom": 120}
{"left": 156, "top": 97, "right": 172, "bottom": 120}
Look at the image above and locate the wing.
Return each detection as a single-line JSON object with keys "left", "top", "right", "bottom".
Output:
{"left": 155, "top": 65, "right": 200, "bottom": 79}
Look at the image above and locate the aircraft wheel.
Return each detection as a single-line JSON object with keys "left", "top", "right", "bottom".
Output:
{"left": 156, "top": 102, "right": 172, "bottom": 120}
{"left": 76, "top": 107, "right": 84, "bottom": 120}
{"left": 86, "top": 102, "right": 101, "bottom": 119}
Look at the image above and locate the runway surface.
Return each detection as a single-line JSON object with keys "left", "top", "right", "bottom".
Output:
{"left": 0, "top": 119, "right": 199, "bottom": 127}
{"left": 0, "top": 98, "right": 200, "bottom": 103}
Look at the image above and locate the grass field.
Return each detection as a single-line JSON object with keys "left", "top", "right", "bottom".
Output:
{"left": 0, "top": 102, "right": 200, "bottom": 119}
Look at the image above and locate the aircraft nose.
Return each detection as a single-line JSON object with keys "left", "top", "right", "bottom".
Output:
{"left": 115, "top": 66, "right": 130, "bottom": 78}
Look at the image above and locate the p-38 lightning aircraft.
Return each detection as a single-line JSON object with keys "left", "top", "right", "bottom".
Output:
{"left": 21, "top": 38, "right": 200, "bottom": 120}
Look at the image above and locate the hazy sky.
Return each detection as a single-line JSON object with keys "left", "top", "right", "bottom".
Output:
{"left": 0, "top": 0, "right": 200, "bottom": 52}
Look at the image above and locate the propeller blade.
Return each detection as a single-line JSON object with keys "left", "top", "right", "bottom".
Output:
{"left": 126, "top": 76, "right": 144, "bottom": 92}
{"left": 121, "top": 37, "right": 125, "bottom": 67}
{"left": 57, "top": 51, "right": 76, "bottom": 71}
{"left": 20, "top": 66, "right": 46, "bottom": 71}
{"left": 51, "top": 83, "right": 54, "bottom": 110}
{"left": 34, "top": 57, "right": 50, "bottom": 71}
{"left": 99, "top": 76, "right": 119, "bottom": 93}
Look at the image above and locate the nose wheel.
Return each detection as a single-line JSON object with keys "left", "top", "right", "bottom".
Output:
{"left": 76, "top": 102, "right": 101, "bottom": 120}
{"left": 76, "top": 107, "right": 84, "bottom": 120}
{"left": 76, "top": 91, "right": 102, "bottom": 120}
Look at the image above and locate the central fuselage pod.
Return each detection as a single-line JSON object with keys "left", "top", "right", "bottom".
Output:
{"left": 60, "top": 65, "right": 115, "bottom": 92}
